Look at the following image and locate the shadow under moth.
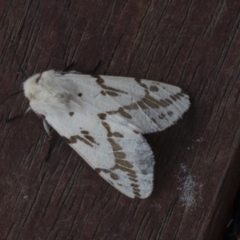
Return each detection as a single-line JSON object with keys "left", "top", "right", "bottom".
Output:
{"left": 23, "top": 70, "right": 190, "bottom": 199}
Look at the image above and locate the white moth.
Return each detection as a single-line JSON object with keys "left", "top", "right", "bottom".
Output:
{"left": 23, "top": 70, "right": 190, "bottom": 199}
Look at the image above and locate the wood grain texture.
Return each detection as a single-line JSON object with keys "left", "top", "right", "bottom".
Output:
{"left": 0, "top": 0, "right": 240, "bottom": 239}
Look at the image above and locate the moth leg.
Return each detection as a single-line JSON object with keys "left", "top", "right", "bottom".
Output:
{"left": 43, "top": 119, "right": 51, "bottom": 137}
{"left": 45, "top": 130, "right": 59, "bottom": 162}
{"left": 62, "top": 62, "right": 75, "bottom": 72}
{"left": 6, "top": 106, "right": 31, "bottom": 122}
{"left": 75, "top": 60, "right": 101, "bottom": 74}
{"left": 25, "top": 107, "right": 31, "bottom": 114}
{"left": 61, "top": 60, "right": 101, "bottom": 75}
{"left": 87, "top": 60, "right": 101, "bottom": 74}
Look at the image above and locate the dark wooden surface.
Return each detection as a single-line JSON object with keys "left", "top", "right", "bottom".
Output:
{"left": 1, "top": 0, "right": 240, "bottom": 239}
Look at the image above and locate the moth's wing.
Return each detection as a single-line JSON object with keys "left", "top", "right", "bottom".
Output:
{"left": 26, "top": 71, "right": 190, "bottom": 198}
{"left": 45, "top": 108, "right": 154, "bottom": 199}
{"left": 57, "top": 72, "right": 190, "bottom": 134}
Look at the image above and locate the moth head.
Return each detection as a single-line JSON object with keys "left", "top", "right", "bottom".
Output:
{"left": 23, "top": 73, "right": 42, "bottom": 101}
{"left": 23, "top": 70, "right": 55, "bottom": 101}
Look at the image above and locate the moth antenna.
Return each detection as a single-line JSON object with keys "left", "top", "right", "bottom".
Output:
{"left": 0, "top": 90, "right": 23, "bottom": 105}
{"left": 62, "top": 62, "right": 75, "bottom": 72}
{"left": 10, "top": 41, "right": 28, "bottom": 78}
{"left": 2, "top": 43, "right": 30, "bottom": 121}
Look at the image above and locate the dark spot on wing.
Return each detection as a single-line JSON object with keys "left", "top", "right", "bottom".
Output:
{"left": 151, "top": 118, "right": 157, "bottom": 124}
{"left": 108, "top": 138, "right": 122, "bottom": 151}
{"left": 150, "top": 86, "right": 159, "bottom": 92}
{"left": 159, "top": 113, "right": 166, "bottom": 119}
{"left": 63, "top": 134, "right": 98, "bottom": 147}
{"left": 93, "top": 76, "right": 128, "bottom": 96}
{"left": 102, "top": 121, "right": 124, "bottom": 138}
{"left": 124, "top": 103, "right": 139, "bottom": 110}
{"left": 133, "top": 130, "right": 140, "bottom": 134}
{"left": 116, "top": 159, "right": 133, "bottom": 168}
{"left": 110, "top": 173, "right": 119, "bottom": 180}
{"left": 98, "top": 113, "right": 107, "bottom": 120}
{"left": 107, "top": 107, "right": 132, "bottom": 119}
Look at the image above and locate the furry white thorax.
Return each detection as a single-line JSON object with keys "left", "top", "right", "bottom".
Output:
{"left": 24, "top": 70, "right": 72, "bottom": 116}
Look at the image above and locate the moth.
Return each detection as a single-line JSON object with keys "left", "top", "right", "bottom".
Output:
{"left": 23, "top": 70, "right": 190, "bottom": 199}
